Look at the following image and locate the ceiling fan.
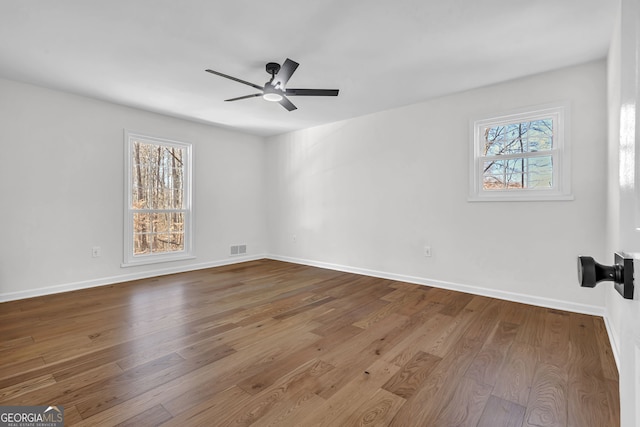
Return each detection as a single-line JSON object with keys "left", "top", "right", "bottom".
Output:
{"left": 205, "top": 58, "right": 339, "bottom": 111}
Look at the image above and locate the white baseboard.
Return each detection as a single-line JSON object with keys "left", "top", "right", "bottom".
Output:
{"left": 2, "top": 252, "right": 606, "bottom": 318}
{"left": 266, "top": 254, "right": 606, "bottom": 317}
{"left": 0, "top": 254, "right": 266, "bottom": 303}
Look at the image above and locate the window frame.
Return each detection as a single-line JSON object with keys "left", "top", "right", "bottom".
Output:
{"left": 123, "top": 130, "right": 194, "bottom": 267}
{"left": 468, "top": 102, "right": 572, "bottom": 202}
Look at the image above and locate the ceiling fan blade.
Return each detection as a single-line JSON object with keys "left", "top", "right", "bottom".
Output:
{"left": 272, "top": 58, "right": 299, "bottom": 88}
{"left": 285, "top": 88, "right": 339, "bottom": 97}
{"left": 279, "top": 96, "right": 297, "bottom": 111}
{"left": 205, "top": 69, "right": 264, "bottom": 91}
{"left": 225, "top": 93, "right": 262, "bottom": 102}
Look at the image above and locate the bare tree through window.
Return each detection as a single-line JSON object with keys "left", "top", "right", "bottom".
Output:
{"left": 481, "top": 119, "right": 554, "bottom": 191}
{"left": 131, "top": 140, "right": 186, "bottom": 255}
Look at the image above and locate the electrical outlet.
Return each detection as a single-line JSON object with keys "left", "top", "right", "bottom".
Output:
{"left": 424, "top": 246, "right": 432, "bottom": 257}
{"left": 92, "top": 246, "right": 101, "bottom": 258}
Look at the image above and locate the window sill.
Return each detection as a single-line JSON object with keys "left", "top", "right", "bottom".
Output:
{"left": 121, "top": 254, "right": 196, "bottom": 268}
{"left": 468, "top": 193, "right": 574, "bottom": 202}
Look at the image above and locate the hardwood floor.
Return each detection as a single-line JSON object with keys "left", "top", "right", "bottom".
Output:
{"left": 0, "top": 259, "right": 619, "bottom": 426}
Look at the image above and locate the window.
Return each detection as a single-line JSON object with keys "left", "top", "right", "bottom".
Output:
{"left": 469, "top": 103, "right": 572, "bottom": 201}
{"left": 123, "top": 131, "right": 193, "bottom": 266}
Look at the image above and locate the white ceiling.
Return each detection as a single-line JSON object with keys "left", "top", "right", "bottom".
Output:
{"left": 0, "top": 0, "right": 617, "bottom": 137}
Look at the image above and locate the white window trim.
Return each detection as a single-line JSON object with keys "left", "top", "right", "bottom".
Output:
{"left": 123, "top": 130, "right": 194, "bottom": 267}
{"left": 468, "top": 102, "right": 573, "bottom": 202}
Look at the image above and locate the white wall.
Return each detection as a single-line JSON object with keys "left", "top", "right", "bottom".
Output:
{"left": 266, "top": 61, "right": 608, "bottom": 313}
{"left": 0, "top": 77, "right": 267, "bottom": 300}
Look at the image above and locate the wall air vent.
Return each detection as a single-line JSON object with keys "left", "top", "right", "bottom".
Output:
{"left": 230, "top": 244, "right": 247, "bottom": 256}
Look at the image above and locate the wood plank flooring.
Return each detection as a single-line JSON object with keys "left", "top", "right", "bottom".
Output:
{"left": 0, "top": 259, "right": 619, "bottom": 426}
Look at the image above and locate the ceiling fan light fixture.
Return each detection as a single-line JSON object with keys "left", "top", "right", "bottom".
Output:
{"left": 263, "top": 92, "right": 283, "bottom": 102}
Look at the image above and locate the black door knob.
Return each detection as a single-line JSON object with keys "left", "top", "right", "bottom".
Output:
{"left": 578, "top": 256, "right": 622, "bottom": 287}
{"left": 577, "top": 253, "right": 634, "bottom": 299}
